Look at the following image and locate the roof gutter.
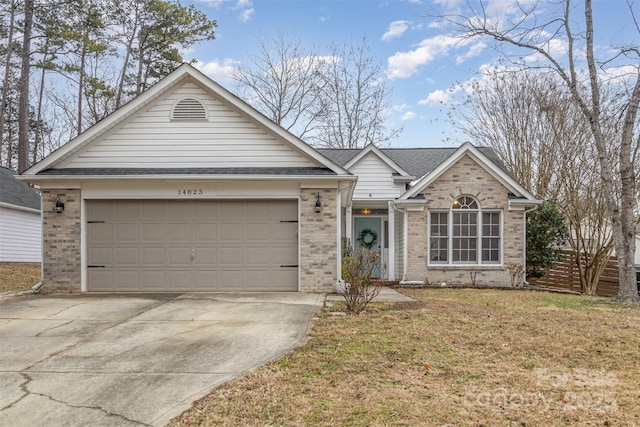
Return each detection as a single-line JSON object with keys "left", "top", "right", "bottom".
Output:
{"left": 508, "top": 198, "right": 542, "bottom": 211}
{"left": 0, "top": 201, "right": 41, "bottom": 214}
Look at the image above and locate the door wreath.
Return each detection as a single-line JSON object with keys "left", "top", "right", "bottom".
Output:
{"left": 357, "top": 228, "right": 378, "bottom": 249}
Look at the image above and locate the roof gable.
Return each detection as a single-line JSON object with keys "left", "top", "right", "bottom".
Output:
{"left": 344, "top": 144, "right": 410, "bottom": 176}
{"left": 347, "top": 151, "right": 407, "bottom": 200}
{"left": 400, "top": 142, "right": 537, "bottom": 203}
{"left": 23, "top": 64, "right": 349, "bottom": 177}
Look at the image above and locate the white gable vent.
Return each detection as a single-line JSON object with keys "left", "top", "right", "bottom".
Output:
{"left": 172, "top": 98, "right": 207, "bottom": 121}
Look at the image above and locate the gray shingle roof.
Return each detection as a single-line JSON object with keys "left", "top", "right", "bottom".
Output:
{"left": 37, "top": 167, "right": 336, "bottom": 176}
{"left": 318, "top": 147, "right": 510, "bottom": 178}
{"left": 0, "top": 166, "right": 41, "bottom": 210}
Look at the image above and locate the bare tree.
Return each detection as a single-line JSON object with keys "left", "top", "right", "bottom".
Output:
{"left": 232, "top": 32, "right": 327, "bottom": 139}
{"left": 309, "top": 38, "right": 401, "bottom": 148}
{"left": 454, "top": 69, "right": 562, "bottom": 200}
{"left": 234, "top": 35, "right": 400, "bottom": 148}
{"left": 439, "top": 0, "right": 640, "bottom": 303}
{"left": 456, "top": 68, "right": 616, "bottom": 293}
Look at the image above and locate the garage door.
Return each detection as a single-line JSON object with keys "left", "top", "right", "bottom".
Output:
{"left": 86, "top": 200, "right": 298, "bottom": 292}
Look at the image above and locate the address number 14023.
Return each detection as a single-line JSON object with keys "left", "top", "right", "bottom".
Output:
{"left": 178, "top": 189, "right": 203, "bottom": 196}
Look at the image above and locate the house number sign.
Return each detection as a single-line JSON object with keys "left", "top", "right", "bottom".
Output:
{"left": 177, "top": 189, "right": 204, "bottom": 196}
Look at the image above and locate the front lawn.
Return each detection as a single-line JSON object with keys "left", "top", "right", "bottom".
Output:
{"left": 0, "top": 263, "right": 40, "bottom": 294}
{"left": 170, "top": 288, "right": 640, "bottom": 426}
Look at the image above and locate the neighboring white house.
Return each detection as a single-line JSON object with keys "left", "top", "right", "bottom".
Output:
{"left": 0, "top": 166, "right": 42, "bottom": 262}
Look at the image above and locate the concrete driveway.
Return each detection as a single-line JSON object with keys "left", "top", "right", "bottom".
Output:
{"left": 0, "top": 292, "right": 324, "bottom": 426}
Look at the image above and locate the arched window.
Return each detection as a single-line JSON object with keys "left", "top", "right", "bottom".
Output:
{"left": 429, "top": 196, "right": 501, "bottom": 265}
{"left": 172, "top": 98, "right": 207, "bottom": 121}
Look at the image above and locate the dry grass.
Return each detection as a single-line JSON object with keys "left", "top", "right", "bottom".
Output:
{"left": 0, "top": 263, "right": 41, "bottom": 294}
{"left": 170, "top": 288, "right": 640, "bottom": 426}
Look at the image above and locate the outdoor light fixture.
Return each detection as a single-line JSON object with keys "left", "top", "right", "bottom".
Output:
{"left": 361, "top": 208, "right": 371, "bottom": 215}
{"left": 54, "top": 196, "right": 65, "bottom": 214}
{"left": 314, "top": 192, "right": 322, "bottom": 213}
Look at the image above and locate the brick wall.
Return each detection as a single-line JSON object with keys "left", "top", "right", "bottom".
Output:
{"left": 42, "top": 189, "right": 81, "bottom": 292}
{"left": 405, "top": 155, "right": 525, "bottom": 287}
{"left": 299, "top": 188, "right": 338, "bottom": 292}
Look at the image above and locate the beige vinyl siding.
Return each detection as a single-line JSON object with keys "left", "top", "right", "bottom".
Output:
{"left": 62, "top": 82, "right": 317, "bottom": 169}
{"left": 0, "top": 206, "right": 42, "bottom": 262}
{"left": 350, "top": 153, "right": 405, "bottom": 200}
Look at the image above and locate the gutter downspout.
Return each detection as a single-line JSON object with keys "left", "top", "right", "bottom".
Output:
{"left": 387, "top": 200, "right": 395, "bottom": 281}
{"left": 392, "top": 205, "right": 410, "bottom": 283}
{"left": 0, "top": 281, "right": 43, "bottom": 298}
{"left": 523, "top": 205, "right": 539, "bottom": 286}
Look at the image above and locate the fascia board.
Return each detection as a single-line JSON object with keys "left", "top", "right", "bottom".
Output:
{"left": 18, "top": 173, "right": 357, "bottom": 183}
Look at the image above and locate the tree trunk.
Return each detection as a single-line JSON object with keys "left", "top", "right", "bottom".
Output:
{"left": 115, "top": 34, "right": 135, "bottom": 108}
{"left": 583, "top": 0, "right": 638, "bottom": 302}
{"left": 17, "top": 0, "right": 33, "bottom": 173}
{"left": 76, "top": 38, "right": 87, "bottom": 136}
{"left": 0, "top": 0, "right": 16, "bottom": 168}
{"left": 33, "top": 43, "right": 49, "bottom": 164}
{"left": 613, "top": 73, "right": 640, "bottom": 301}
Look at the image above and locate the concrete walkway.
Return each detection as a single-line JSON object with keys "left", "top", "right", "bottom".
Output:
{"left": 0, "top": 293, "right": 323, "bottom": 427}
{"left": 325, "top": 286, "right": 416, "bottom": 303}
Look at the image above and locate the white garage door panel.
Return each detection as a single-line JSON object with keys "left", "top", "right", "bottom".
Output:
{"left": 87, "top": 200, "right": 298, "bottom": 292}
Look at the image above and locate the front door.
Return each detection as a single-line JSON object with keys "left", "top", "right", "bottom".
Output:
{"left": 353, "top": 216, "right": 383, "bottom": 278}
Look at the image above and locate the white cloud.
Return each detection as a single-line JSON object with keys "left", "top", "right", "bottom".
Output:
{"left": 233, "top": 0, "right": 254, "bottom": 22}
{"left": 431, "top": 0, "right": 463, "bottom": 12}
{"left": 196, "top": 0, "right": 254, "bottom": 22}
{"left": 601, "top": 65, "right": 639, "bottom": 85}
{"left": 387, "top": 35, "right": 467, "bottom": 79}
{"left": 523, "top": 37, "right": 568, "bottom": 64}
{"left": 455, "top": 41, "right": 486, "bottom": 64}
{"left": 239, "top": 7, "right": 254, "bottom": 22}
{"left": 484, "top": 0, "right": 538, "bottom": 21}
{"left": 418, "top": 85, "right": 465, "bottom": 106}
{"left": 418, "top": 89, "right": 449, "bottom": 106}
{"left": 401, "top": 111, "right": 417, "bottom": 120}
{"left": 194, "top": 58, "right": 240, "bottom": 83}
{"left": 194, "top": 0, "right": 227, "bottom": 7}
{"left": 393, "top": 103, "right": 411, "bottom": 112}
{"left": 382, "top": 20, "right": 411, "bottom": 41}
{"left": 319, "top": 15, "right": 330, "bottom": 22}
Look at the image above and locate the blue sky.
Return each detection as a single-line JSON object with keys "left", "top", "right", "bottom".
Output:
{"left": 185, "top": 0, "right": 636, "bottom": 148}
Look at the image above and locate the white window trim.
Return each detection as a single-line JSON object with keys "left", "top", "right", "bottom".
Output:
{"left": 427, "top": 206, "right": 503, "bottom": 267}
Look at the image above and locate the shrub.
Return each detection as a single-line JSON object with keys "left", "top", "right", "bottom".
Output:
{"left": 341, "top": 248, "right": 382, "bottom": 313}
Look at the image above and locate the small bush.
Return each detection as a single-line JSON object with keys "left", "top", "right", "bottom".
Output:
{"left": 341, "top": 248, "right": 382, "bottom": 313}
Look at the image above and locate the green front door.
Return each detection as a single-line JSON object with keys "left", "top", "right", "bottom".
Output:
{"left": 353, "top": 216, "right": 382, "bottom": 278}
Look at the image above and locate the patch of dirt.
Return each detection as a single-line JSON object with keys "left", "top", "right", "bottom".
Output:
{"left": 169, "top": 288, "right": 640, "bottom": 427}
{"left": 0, "top": 263, "right": 41, "bottom": 294}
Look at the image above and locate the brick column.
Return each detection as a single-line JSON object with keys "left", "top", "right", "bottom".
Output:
{"left": 42, "top": 189, "right": 81, "bottom": 292}
{"left": 299, "top": 188, "right": 337, "bottom": 292}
